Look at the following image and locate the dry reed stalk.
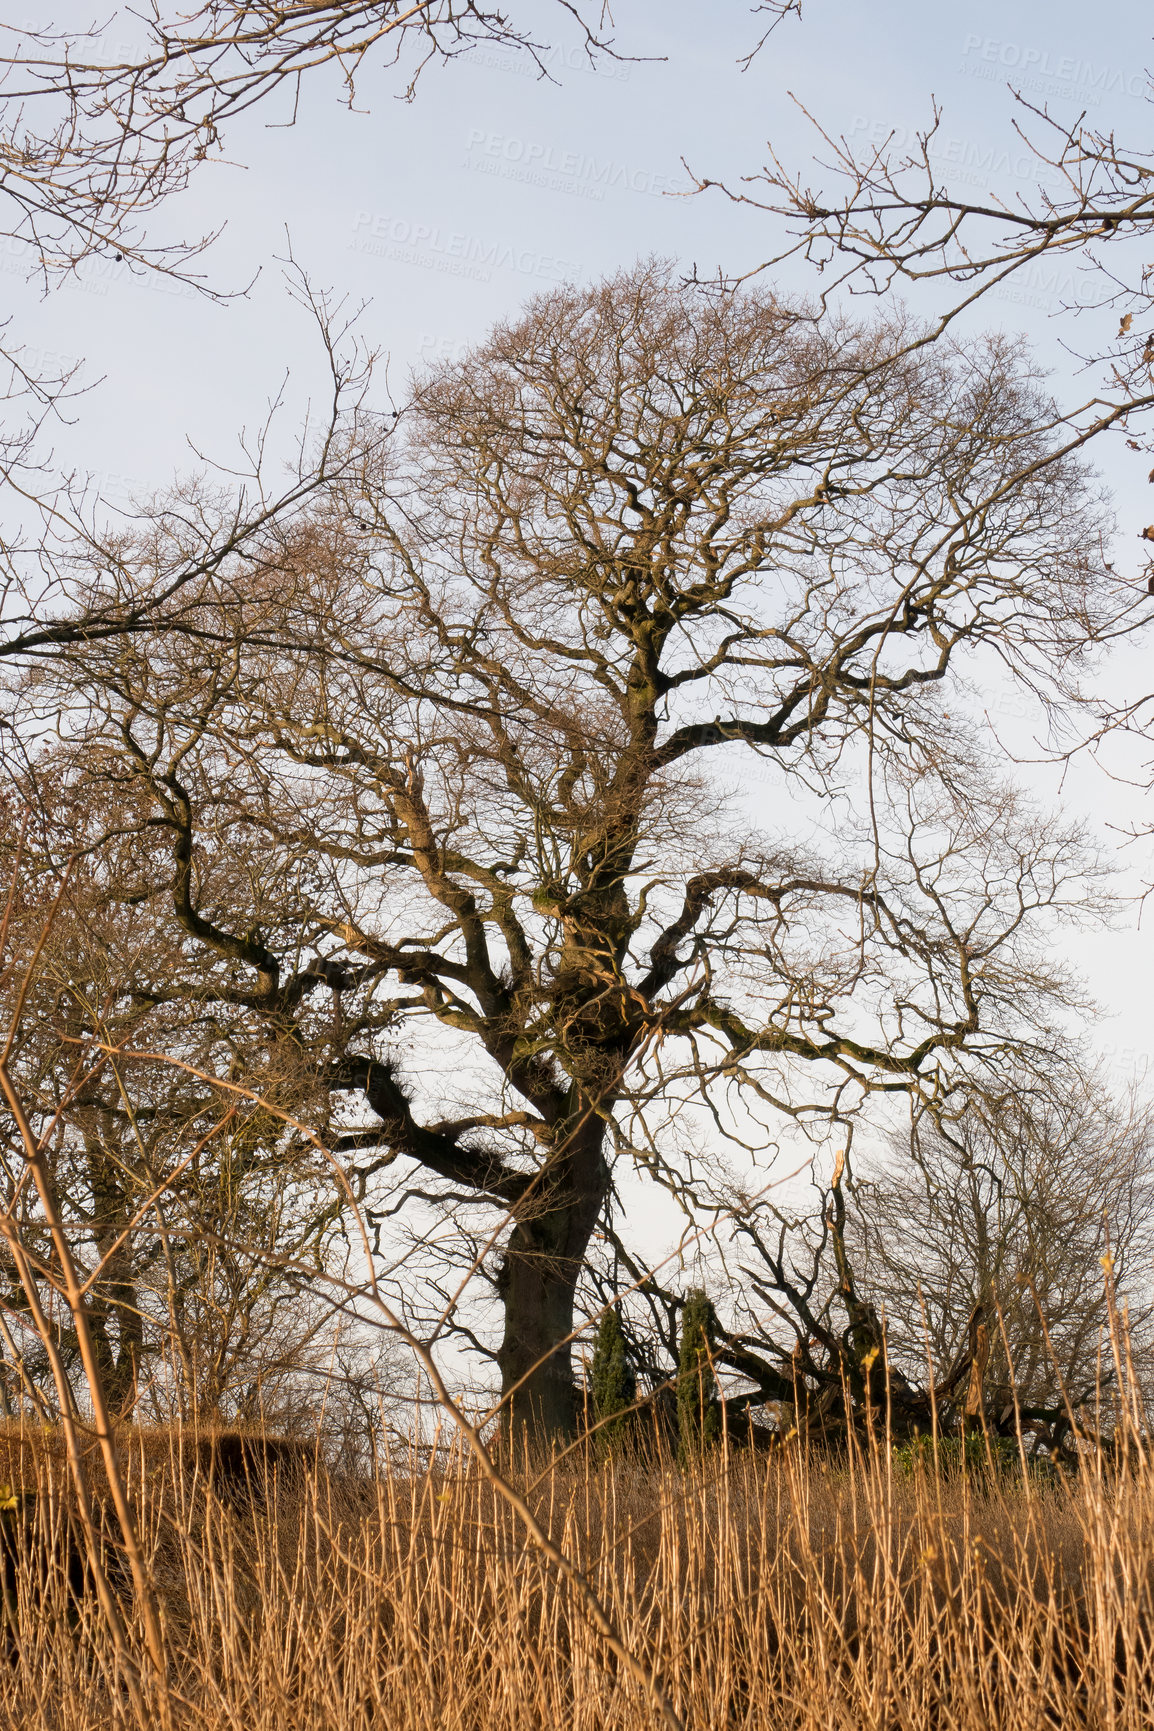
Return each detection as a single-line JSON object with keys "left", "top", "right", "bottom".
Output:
{"left": 0, "top": 1423, "right": 1149, "bottom": 1729}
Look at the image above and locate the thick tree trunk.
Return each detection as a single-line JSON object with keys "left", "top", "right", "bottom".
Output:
{"left": 496, "top": 1124, "right": 608, "bottom": 1444}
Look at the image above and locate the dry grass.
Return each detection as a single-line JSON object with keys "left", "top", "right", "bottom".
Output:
{"left": 0, "top": 1423, "right": 1152, "bottom": 1729}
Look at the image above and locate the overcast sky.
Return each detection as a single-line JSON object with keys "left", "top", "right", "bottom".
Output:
{"left": 9, "top": 0, "right": 1154, "bottom": 1114}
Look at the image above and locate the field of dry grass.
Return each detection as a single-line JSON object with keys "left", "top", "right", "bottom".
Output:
{"left": 0, "top": 1424, "right": 1151, "bottom": 1730}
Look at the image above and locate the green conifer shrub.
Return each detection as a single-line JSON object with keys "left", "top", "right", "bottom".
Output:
{"left": 590, "top": 1308, "right": 636, "bottom": 1455}
{"left": 677, "top": 1288, "right": 721, "bottom": 1463}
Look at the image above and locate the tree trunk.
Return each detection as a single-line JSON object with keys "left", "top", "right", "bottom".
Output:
{"left": 85, "top": 1126, "right": 143, "bottom": 1416}
{"left": 496, "top": 1124, "right": 608, "bottom": 1444}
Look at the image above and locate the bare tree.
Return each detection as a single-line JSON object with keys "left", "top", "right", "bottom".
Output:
{"left": 0, "top": 771, "right": 366, "bottom": 1432}
{"left": 845, "top": 1071, "right": 1154, "bottom": 1414}
{"left": 673, "top": 1058, "right": 1154, "bottom": 1449}
{"left": 19, "top": 261, "right": 1129, "bottom": 1440}
{"left": 0, "top": 3, "right": 618, "bottom": 283}
{"left": 609, "top": 806, "right": 1128, "bottom": 1444}
{"left": 0, "top": 826, "right": 683, "bottom": 1726}
{"left": 696, "top": 94, "right": 1154, "bottom": 401}
{"left": 0, "top": 4, "right": 616, "bottom": 668}
{"left": 690, "top": 57, "right": 1154, "bottom": 858}
{"left": 0, "top": 272, "right": 387, "bottom": 666}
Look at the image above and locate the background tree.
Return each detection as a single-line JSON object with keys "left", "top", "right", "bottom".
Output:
{"left": 0, "top": 774, "right": 370, "bottom": 1430}
{"left": 846, "top": 1070, "right": 1154, "bottom": 1413}
{"left": 20, "top": 261, "right": 1130, "bottom": 1442}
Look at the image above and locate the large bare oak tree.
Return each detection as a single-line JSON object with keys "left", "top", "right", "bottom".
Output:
{"left": 23, "top": 262, "right": 1132, "bottom": 1437}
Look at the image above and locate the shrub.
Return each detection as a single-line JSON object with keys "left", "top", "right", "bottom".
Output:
{"left": 590, "top": 1310, "right": 636, "bottom": 1454}
{"left": 677, "top": 1289, "right": 721, "bottom": 1463}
